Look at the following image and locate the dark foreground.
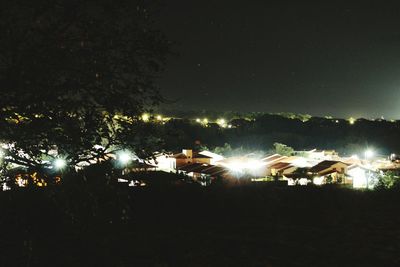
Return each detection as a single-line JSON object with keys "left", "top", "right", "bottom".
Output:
{"left": 1, "top": 176, "right": 400, "bottom": 267}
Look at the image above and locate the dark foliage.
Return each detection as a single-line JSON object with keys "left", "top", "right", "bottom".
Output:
{"left": 0, "top": 0, "right": 170, "bottom": 168}
{"left": 1, "top": 174, "right": 400, "bottom": 266}
{"left": 159, "top": 115, "right": 400, "bottom": 155}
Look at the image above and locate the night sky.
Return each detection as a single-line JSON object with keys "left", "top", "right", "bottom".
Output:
{"left": 156, "top": 2, "right": 400, "bottom": 119}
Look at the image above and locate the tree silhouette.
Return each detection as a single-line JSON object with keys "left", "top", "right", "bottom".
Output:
{"left": 0, "top": 0, "right": 170, "bottom": 170}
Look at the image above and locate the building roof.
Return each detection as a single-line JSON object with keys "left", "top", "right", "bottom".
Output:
{"left": 262, "top": 154, "right": 282, "bottom": 161}
{"left": 177, "top": 163, "right": 206, "bottom": 172}
{"left": 193, "top": 152, "right": 212, "bottom": 158}
{"left": 172, "top": 153, "right": 188, "bottom": 159}
{"left": 270, "top": 162, "right": 292, "bottom": 170}
{"left": 177, "top": 163, "right": 228, "bottom": 176}
{"left": 319, "top": 169, "right": 339, "bottom": 176}
{"left": 309, "top": 160, "right": 348, "bottom": 173}
{"left": 199, "top": 151, "right": 224, "bottom": 161}
{"left": 262, "top": 154, "right": 288, "bottom": 166}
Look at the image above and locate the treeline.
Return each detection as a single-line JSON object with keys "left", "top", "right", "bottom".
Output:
{"left": 157, "top": 113, "right": 400, "bottom": 156}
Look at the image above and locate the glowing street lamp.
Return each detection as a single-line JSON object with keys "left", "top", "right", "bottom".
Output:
{"left": 195, "top": 118, "right": 201, "bottom": 123}
{"left": 364, "top": 149, "right": 374, "bottom": 159}
{"left": 118, "top": 151, "right": 133, "bottom": 165}
{"left": 53, "top": 158, "right": 67, "bottom": 170}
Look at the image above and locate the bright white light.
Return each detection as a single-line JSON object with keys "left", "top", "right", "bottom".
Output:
{"left": 54, "top": 158, "right": 67, "bottom": 170}
{"left": 118, "top": 151, "right": 132, "bottom": 165}
{"left": 313, "top": 176, "right": 325, "bottom": 185}
{"left": 156, "top": 115, "right": 163, "bottom": 121}
{"left": 348, "top": 117, "right": 356, "bottom": 125}
{"left": 349, "top": 168, "right": 367, "bottom": 188}
{"left": 196, "top": 118, "right": 201, "bottom": 123}
{"left": 222, "top": 158, "right": 265, "bottom": 177}
{"left": 364, "top": 149, "right": 374, "bottom": 159}
{"left": 203, "top": 118, "right": 208, "bottom": 124}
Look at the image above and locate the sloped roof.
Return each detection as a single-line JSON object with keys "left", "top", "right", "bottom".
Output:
{"left": 309, "top": 160, "right": 348, "bottom": 173}
{"left": 319, "top": 169, "right": 339, "bottom": 176}
{"left": 262, "top": 154, "right": 288, "bottom": 166}
{"left": 173, "top": 153, "right": 188, "bottom": 159}
{"left": 178, "top": 163, "right": 228, "bottom": 176}
{"left": 193, "top": 152, "right": 212, "bottom": 158}
{"left": 270, "top": 162, "right": 292, "bottom": 170}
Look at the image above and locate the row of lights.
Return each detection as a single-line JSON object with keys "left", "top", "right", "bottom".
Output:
{"left": 195, "top": 118, "right": 232, "bottom": 128}
{"left": 0, "top": 148, "right": 134, "bottom": 171}
{"left": 141, "top": 113, "right": 164, "bottom": 122}
{"left": 53, "top": 150, "right": 134, "bottom": 170}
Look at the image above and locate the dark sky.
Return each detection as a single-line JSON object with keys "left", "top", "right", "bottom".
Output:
{"left": 156, "top": 1, "right": 400, "bottom": 119}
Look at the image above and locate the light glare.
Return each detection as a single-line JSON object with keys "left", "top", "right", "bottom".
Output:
{"left": 54, "top": 158, "right": 67, "bottom": 170}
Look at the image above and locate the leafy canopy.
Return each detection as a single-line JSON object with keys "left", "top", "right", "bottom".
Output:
{"left": 0, "top": 0, "right": 170, "bottom": 168}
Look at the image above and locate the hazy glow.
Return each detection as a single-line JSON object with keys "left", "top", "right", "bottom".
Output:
{"left": 221, "top": 158, "right": 265, "bottom": 177}
{"left": 348, "top": 117, "right": 356, "bottom": 125}
{"left": 156, "top": 115, "right": 163, "bottom": 121}
{"left": 203, "top": 118, "right": 208, "bottom": 124}
{"left": 196, "top": 118, "right": 201, "bottom": 123}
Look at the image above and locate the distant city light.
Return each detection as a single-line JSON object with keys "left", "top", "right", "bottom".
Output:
{"left": 217, "top": 118, "right": 227, "bottom": 128}
{"left": 195, "top": 118, "right": 201, "bottom": 123}
{"left": 156, "top": 115, "right": 163, "bottom": 121}
{"left": 141, "top": 113, "right": 150, "bottom": 122}
{"left": 203, "top": 118, "right": 208, "bottom": 124}
{"left": 53, "top": 158, "right": 67, "bottom": 170}
{"left": 348, "top": 117, "right": 356, "bottom": 125}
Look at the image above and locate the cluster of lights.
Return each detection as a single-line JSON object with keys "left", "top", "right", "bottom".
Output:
{"left": 195, "top": 118, "right": 208, "bottom": 125}
{"left": 141, "top": 113, "right": 150, "bottom": 122}
{"left": 195, "top": 118, "right": 232, "bottom": 128}
{"left": 217, "top": 118, "right": 226, "bottom": 127}
{"left": 348, "top": 117, "right": 356, "bottom": 125}
{"left": 141, "top": 113, "right": 165, "bottom": 123}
